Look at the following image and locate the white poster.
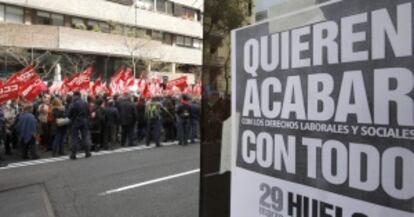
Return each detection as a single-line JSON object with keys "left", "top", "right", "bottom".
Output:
{"left": 231, "top": 1, "right": 414, "bottom": 217}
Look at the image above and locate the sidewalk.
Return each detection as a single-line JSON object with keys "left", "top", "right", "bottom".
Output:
{"left": 0, "top": 139, "right": 182, "bottom": 165}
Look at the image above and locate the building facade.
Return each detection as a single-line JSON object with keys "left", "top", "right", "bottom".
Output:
{"left": 0, "top": 0, "right": 203, "bottom": 83}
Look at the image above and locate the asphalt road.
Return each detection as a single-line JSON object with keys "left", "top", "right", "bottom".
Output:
{"left": 0, "top": 143, "right": 200, "bottom": 217}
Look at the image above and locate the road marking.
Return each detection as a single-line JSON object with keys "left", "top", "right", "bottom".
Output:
{"left": 0, "top": 141, "right": 180, "bottom": 171}
{"left": 99, "top": 169, "right": 200, "bottom": 196}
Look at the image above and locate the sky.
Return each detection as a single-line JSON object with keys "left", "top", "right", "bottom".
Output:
{"left": 255, "top": 0, "right": 289, "bottom": 12}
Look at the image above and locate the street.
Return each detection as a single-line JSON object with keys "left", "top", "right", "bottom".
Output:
{"left": 0, "top": 143, "right": 200, "bottom": 217}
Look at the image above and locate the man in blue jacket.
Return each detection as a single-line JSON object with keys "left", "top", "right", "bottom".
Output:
{"left": 15, "top": 104, "right": 39, "bottom": 160}
{"left": 68, "top": 91, "right": 92, "bottom": 160}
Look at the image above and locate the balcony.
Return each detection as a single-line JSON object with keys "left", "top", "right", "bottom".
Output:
{"left": 0, "top": 0, "right": 203, "bottom": 38}
{"left": 0, "top": 23, "right": 202, "bottom": 65}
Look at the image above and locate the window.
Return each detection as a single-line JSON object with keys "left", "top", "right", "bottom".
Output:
{"left": 136, "top": 28, "right": 147, "bottom": 38}
{"left": 0, "top": 5, "right": 5, "bottom": 22}
{"left": 36, "top": 11, "right": 50, "bottom": 25}
{"left": 99, "top": 22, "right": 110, "bottom": 33}
{"left": 184, "top": 37, "right": 192, "bottom": 47}
{"left": 193, "top": 39, "right": 202, "bottom": 48}
{"left": 136, "top": 0, "right": 154, "bottom": 11}
{"left": 162, "top": 33, "right": 172, "bottom": 45}
{"left": 166, "top": 2, "right": 173, "bottom": 15}
{"left": 72, "top": 17, "right": 86, "bottom": 29}
{"left": 87, "top": 20, "right": 99, "bottom": 31}
{"left": 176, "top": 36, "right": 185, "bottom": 46}
{"left": 152, "top": 30, "right": 163, "bottom": 41}
{"left": 5, "top": 6, "right": 23, "bottom": 24}
{"left": 123, "top": 26, "right": 135, "bottom": 37}
{"left": 173, "top": 4, "right": 185, "bottom": 17}
{"left": 184, "top": 8, "right": 195, "bottom": 20}
{"left": 51, "top": 14, "right": 64, "bottom": 26}
{"left": 146, "top": 29, "right": 152, "bottom": 37}
{"left": 36, "top": 11, "right": 64, "bottom": 26}
{"left": 156, "top": 0, "right": 166, "bottom": 13}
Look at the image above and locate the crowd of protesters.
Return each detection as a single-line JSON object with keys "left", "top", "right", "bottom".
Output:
{"left": 0, "top": 91, "right": 200, "bottom": 166}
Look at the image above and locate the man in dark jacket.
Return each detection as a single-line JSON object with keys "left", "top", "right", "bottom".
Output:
{"left": 176, "top": 95, "right": 192, "bottom": 146}
{"left": 103, "top": 100, "right": 119, "bottom": 150}
{"left": 145, "top": 98, "right": 162, "bottom": 147}
{"left": 189, "top": 99, "right": 200, "bottom": 144}
{"left": 68, "top": 91, "right": 91, "bottom": 160}
{"left": 136, "top": 97, "right": 146, "bottom": 142}
{"left": 15, "top": 104, "right": 39, "bottom": 160}
{"left": 0, "top": 106, "right": 7, "bottom": 166}
{"left": 118, "top": 94, "right": 137, "bottom": 147}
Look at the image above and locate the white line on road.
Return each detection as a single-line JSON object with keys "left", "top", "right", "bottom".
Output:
{"left": 99, "top": 169, "right": 200, "bottom": 196}
{"left": 0, "top": 142, "right": 180, "bottom": 171}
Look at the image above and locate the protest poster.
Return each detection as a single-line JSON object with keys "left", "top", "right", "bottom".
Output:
{"left": 231, "top": 1, "right": 413, "bottom": 217}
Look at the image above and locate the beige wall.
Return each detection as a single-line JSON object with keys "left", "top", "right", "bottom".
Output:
{"left": 0, "top": 0, "right": 203, "bottom": 38}
{"left": 0, "top": 23, "right": 202, "bottom": 65}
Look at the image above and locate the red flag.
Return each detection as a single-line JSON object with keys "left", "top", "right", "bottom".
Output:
{"left": 193, "top": 80, "right": 202, "bottom": 97}
{"left": 21, "top": 77, "right": 47, "bottom": 102}
{"left": 137, "top": 72, "right": 147, "bottom": 92}
{"left": 92, "top": 77, "right": 102, "bottom": 96}
{"left": 142, "top": 83, "right": 151, "bottom": 99}
{"left": 111, "top": 67, "right": 125, "bottom": 83}
{"left": 167, "top": 76, "right": 188, "bottom": 91}
{"left": 66, "top": 67, "right": 93, "bottom": 91}
{"left": 0, "top": 83, "right": 20, "bottom": 104}
{"left": 110, "top": 67, "right": 127, "bottom": 94}
{"left": 6, "top": 66, "right": 36, "bottom": 85}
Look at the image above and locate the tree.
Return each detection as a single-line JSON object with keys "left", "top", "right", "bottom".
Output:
{"left": 203, "top": 0, "right": 252, "bottom": 93}
{"left": 0, "top": 46, "right": 60, "bottom": 80}
{"left": 60, "top": 53, "right": 95, "bottom": 77}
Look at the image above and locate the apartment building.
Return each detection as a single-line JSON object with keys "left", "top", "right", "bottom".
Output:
{"left": 0, "top": 0, "right": 203, "bottom": 83}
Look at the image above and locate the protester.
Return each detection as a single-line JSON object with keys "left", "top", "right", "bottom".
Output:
{"left": 161, "top": 97, "right": 176, "bottom": 142}
{"left": 0, "top": 65, "right": 203, "bottom": 165}
{"left": 190, "top": 99, "right": 200, "bottom": 144}
{"left": 119, "top": 94, "right": 137, "bottom": 147}
{"left": 90, "top": 98, "right": 106, "bottom": 152}
{"left": 15, "top": 104, "right": 39, "bottom": 160}
{"left": 51, "top": 97, "right": 68, "bottom": 157}
{"left": 68, "top": 91, "right": 92, "bottom": 160}
{"left": 103, "top": 100, "right": 119, "bottom": 150}
{"left": 3, "top": 100, "right": 19, "bottom": 155}
{"left": 0, "top": 106, "right": 7, "bottom": 167}
{"left": 38, "top": 94, "right": 53, "bottom": 151}
{"left": 136, "top": 97, "right": 147, "bottom": 142}
{"left": 145, "top": 98, "right": 162, "bottom": 147}
{"left": 176, "top": 95, "right": 192, "bottom": 146}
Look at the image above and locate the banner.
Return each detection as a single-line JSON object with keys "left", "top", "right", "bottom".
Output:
{"left": 20, "top": 76, "right": 47, "bottom": 102}
{"left": 0, "top": 83, "right": 19, "bottom": 104}
{"left": 65, "top": 67, "right": 93, "bottom": 91}
{"left": 6, "top": 65, "right": 36, "bottom": 85}
{"left": 166, "top": 76, "right": 188, "bottom": 91}
{"left": 231, "top": 1, "right": 413, "bottom": 217}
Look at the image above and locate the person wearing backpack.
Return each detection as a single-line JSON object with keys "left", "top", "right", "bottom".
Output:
{"left": 145, "top": 98, "right": 162, "bottom": 147}
{"left": 176, "top": 95, "right": 192, "bottom": 146}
